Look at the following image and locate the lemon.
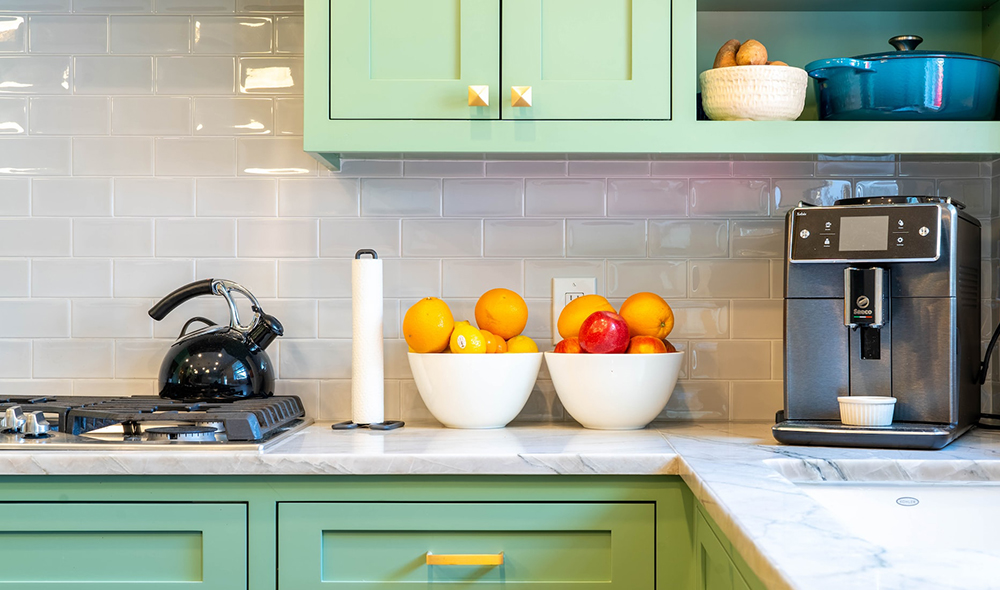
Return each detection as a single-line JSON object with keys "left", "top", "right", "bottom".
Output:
{"left": 450, "top": 323, "right": 487, "bottom": 354}
{"left": 506, "top": 335, "right": 538, "bottom": 353}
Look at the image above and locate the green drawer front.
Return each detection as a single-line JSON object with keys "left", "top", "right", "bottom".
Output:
{"left": 0, "top": 503, "right": 246, "bottom": 589}
{"left": 278, "top": 502, "right": 654, "bottom": 589}
{"left": 695, "top": 510, "right": 748, "bottom": 590}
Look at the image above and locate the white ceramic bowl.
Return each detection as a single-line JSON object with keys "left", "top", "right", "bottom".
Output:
{"left": 838, "top": 396, "right": 897, "bottom": 426}
{"left": 544, "top": 352, "right": 684, "bottom": 430}
{"left": 699, "top": 65, "right": 808, "bottom": 121}
{"left": 407, "top": 352, "right": 543, "bottom": 429}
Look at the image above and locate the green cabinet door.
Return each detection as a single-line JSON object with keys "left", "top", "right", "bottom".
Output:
{"left": 695, "top": 510, "right": 750, "bottom": 590}
{"left": 501, "top": 0, "right": 671, "bottom": 120}
{"left": 0, "top": 503, "right": 246, "bottom": 589}
{"left": 328, "top": 0, "right": 500, "bottom": 120}
{"left": 278, "top": 502, "right": 655, "bottom": 588}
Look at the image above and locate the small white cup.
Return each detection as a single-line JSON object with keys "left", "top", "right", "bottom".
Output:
{"left": 837, "top": 396, "right": 896, "bottom": 426}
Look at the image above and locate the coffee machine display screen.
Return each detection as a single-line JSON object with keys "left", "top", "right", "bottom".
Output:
{"left": 839, "top": 216, "right": 889, "bottom": 251}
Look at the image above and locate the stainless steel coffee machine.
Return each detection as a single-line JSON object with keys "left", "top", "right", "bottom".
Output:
{"left": 772, "top": 196, "right": 981, "bottom": 449}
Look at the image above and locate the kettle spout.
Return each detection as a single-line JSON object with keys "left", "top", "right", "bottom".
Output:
{"left": 248, "top": 313, "right": 283, "bottom": 351}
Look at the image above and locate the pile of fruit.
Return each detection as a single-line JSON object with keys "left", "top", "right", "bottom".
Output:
{"left": 403, "top": 288, "right": 538, "bottom": 354}
{"left": 554, "top": 292, "right": 675, "bottom": 355}
{"left": 712, "top": 38, "right": 787, "bottom": 68}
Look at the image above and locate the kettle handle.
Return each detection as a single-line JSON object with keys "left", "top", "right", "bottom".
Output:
{"left": 148, "top": 279, "right": 215, "bottom": 321}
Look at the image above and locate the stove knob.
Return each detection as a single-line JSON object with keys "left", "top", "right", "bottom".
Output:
{"left": 21, "top": 412, "right": 49, "bottom": 437}
{"left": 1, "top": 406, "right": 24, "bottom": 432}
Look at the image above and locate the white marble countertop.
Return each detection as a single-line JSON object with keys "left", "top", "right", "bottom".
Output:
{"left": 3, "top": 421, "right": 1000, "bottom": 590}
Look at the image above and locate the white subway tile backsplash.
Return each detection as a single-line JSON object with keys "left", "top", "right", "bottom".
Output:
{"left": 274, "top": 15, "right": 302, "bottom": 53}
{"left": 484, "top": 219, "right": 563, "bottom": 257}
{"left": 525, "top": 179, "right": 604, "bottom": 217}
{"left": 193, "top": 16, "right": 270, "bottom": 53}
{"left": 0, "top": 177, "right": 27, "bottom": 214}
{"left": 32, "top": 177, "right": 111, "bottom": 216}
{"left": 318, "top": 299, "right": 397, "bottom": 339}
{"left": 816, "top": 155, "right": 895, "bottom": 177}
{"left": 333, "top": 159, "right": 402, "bottom": 177}
{"left": 238, "top": 136, "right": 315, "bottom": 175}
{"left": 731, "top": 381, "right": 782, "bottom": 421}
{"left": 939, "top": 179, "right": 990, "bottom": 217}
{"left": 279, "top": 339, "right": 350, "bottom": 379}
{"left": 730, "top": 220, "right": 784, "bottom": 258}
{"left": 0, "top": 300, "right": 69, "bottom": 337}
{"left": 194, "top": 97, "right": 271, "bottom": 135}
{"left": 668, "top": 300, "right": 729, "bottom": 339}
{"left": 74, "top": 56, "right": 151, "bottom": 94}
{"left": 273, "top": 97, "right": 302, "bottom": 135}
{"left": 566, "top": 219, "right": 645, "bottom": 257}
{"left": 0, "top": 16, "right": 25, "bottom": 53}
{"left": 74, "top": 137, "right": 152, "bottom": 175}
{"left": 30, "top": 97, "right": 108, "bottom": 135}
{"left": 74, "top": 0, "right": 153, "bottom": 13}
{"left": 523, "top": 259, "right": 604, "bottom": 298}
{"left": 0, "top": 218, "right": 70, "bottom": 256}
{"left": 110, "top": 15, "right": 188, "bottom": 53}
{"left": 74, "top": 218, "right": 153, "bottom": 256}
{"left": 0, "top": 56, "right": 70, "bottom": 94}
{"left": 442, "top": 178, "right": 522, "bottom": 217}
{"left": 404, "top": 160, "right": 484, "bottom": 177}
{"left": 156, "top": 56, "right": 235, "bottom": 94}
{"left": 237, "top": 0, "right": 302, "bottom": 13}
{"left": 651, "top": 160, "right": 731, "bottom": 177}
{"left": 28, "top": 15, "right": 107, "bottom": 53}
{"left": 115, "top": 259, "right": 194, "bottom": 297}
{"left": 0, "top": 137, "right": 70, "bottom": 175}
{"left": 855, "top": 178, "right": 935, "bottom": 198}
{"left": 486, "top": 160, "right": 567, "bottom": 177}
{"left": 238, "top": 218, "right": 317, "bottom": 257}
{"left": 606, "top": 260, "right": 686, "bottom": 298}
{"left": 277, "top": 259, "right": 350, "bottom": 298}
{"left": 155, "top": 137, "right": 235, "bottom": 176}
{"left": 648, "top": 220, "right": 727, "bottom": 258}
{"left": 607, "top": 179, "right": 686, "bottom": 217}
{"left": 568, "top": 160, "right": 649, "bottom": 177}
{"left": 112, "top": 97, "right": 190, "bottom": 135}
{"left": 74, "top": 379, "right": 156, "bottom": 396}
{"left": 319, "top": 218, "right": 399, "bottom": 258}
{"left": 157, "top": 0, "right": 235, "bottom": 13}
{"left": 0, "top": 340, "right": 30, "bottom": 378}
{"left": 195, "top": 258, "right": 275, "bottom": 297}
{"left": 731, "top": 300, "right": 782, "bottom": 340}
{"left": 0, "top": 259, "right": 29, "bottom": 296}
{"left": 689, "top": 259, "right": 770, "bottom": 298}
{"left": 34, "top": 339, "right": 114, "bottom": 378}
{"left": 402, "top": 219, "right": 481, "bottom": 257}
{"left": 239, "top": 56, "right": 301, "bottom": 94}
{"left": 690, "top": 340, "right": 770, "bottom": 380}
{"left": 732, "top": 159, "right": 814, "bottom": 177}
{"left": 442, "top": 259, "right": 521, "bottom": 298}
{"left": 690, "top": 179, "right": 769, "bottom": 217}
{"left": 382, "top": 258, "right": 440, "bottom": 298}
{"left": 899, "top": 158, "right": 981, "bottom": 178}
{"left": 772, "top": 178, "right": 851, "bottom": 213}
{"left": 32, "top": 259, "right": 112, "bottom": 297}
{"left": 196, "top": 177, "right": 275, "bottom": 216}
{"left": 278, "top": 178, "right": 357, "bottom": 216}
{"left": 257, "top": 298, "right": 315, "bottom": 338}
{"left": 0, "top": 97, "right": 25, "bottom": 133}
{"left": 114, "top": 177, "right": 194, "bottom": 216}
{"left": 72, "top": 299, "right": 153, "bottom": 337}
{"left": 155, "top": 218, "right": 235, "bottom": 257}
{"left": 361, "top": 178, "right": 439, "bottom": 216}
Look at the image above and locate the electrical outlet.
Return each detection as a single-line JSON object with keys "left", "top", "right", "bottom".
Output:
{"left": 552, "top": 277, "right": 597, "bottom": 342}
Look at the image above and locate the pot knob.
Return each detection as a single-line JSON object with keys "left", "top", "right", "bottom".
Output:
{"left": 889, "top": 35, "right": 923, "bottom": 52}
{"left": 21, "top": 411, "right": 50, "bottom": 437}
{"left": 1, "top": 406, "right": 24, "bottom": 432}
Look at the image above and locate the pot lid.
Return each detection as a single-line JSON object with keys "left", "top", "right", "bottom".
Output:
{"left": 851, "top": 35, "right": 999, "bottom": 65}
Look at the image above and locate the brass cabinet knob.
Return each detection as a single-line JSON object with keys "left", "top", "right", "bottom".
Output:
{"left": 468, "top": 85, "right": 489, "bottom": 107}
{"left": 426, "top": 552, "right": 504, "bottom": 566}
{"left": 511, "top": 86, "right": 532, "bottom": 107}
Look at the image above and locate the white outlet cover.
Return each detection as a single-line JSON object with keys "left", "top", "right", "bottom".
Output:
{"left": 551, "top": 277, "right": 597, "bottom": 342}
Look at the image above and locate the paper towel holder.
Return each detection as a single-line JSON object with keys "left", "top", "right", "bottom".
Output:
{"left": 333, "top": 249, "right": 404, "bottom": 432}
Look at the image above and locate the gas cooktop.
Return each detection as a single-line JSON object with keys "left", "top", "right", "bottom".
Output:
{"left": 0, "top": 396, "right": 311, "bottom": 451}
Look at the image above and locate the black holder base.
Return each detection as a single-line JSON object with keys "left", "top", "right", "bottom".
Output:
{"left": 332, "top": 420, "right": 404, "bottom": 431}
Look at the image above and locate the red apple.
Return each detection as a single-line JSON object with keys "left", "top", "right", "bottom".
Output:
{"left": 553, "top": 337, "right": 583, "bottom": 353}
{"left": 579, "top": 311, "right": 630, "bottom": 354}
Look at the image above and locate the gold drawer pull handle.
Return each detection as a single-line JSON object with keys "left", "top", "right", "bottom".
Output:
{"left": 468, "top": 85, "right": 489, "bottom": 107}
{"left": 511, "top": 86, "right": 532, "bottom": 107}
{"left": 426, "top": 552, "right": 504, "bottom": 566}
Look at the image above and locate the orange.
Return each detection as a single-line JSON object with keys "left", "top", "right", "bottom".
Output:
{"left": 557, "top": 294, "right": 615, "bottom": 340}
{"left": 495, "top": 338, "right": 508, "bottom": 353}
{"left": 626, "top": 335, "right": 668, "bottom": 354}
{"left": 618, "top": 292, "right": 674, "bottom": 339}
{"left": 402, "top": 297, "right": 455, "bottom": 353}
{"left": 450, "top": 323, "right": 487, "bottom": 353}
{"left": 506, "top": 335, "right": 538, "bottom": 353}
{"left": 475, "top": 288, "right": 528, "bottom": 340}
{"left": 480, "top": 329, "right": 499, "bottom": 353}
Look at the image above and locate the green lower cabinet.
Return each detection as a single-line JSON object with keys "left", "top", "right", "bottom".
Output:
{"left": 695, "top": 508, "right": 765, "bottom": 590}
{"left": 277, "top": 502, "right": 655, "bottom": 588}
{"left": 0, "top": 503, "right": 246, "bottom": 589}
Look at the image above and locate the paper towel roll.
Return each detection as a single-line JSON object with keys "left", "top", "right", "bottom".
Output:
{"left": 352, "top": 254, "right": 384, "bottom": 425}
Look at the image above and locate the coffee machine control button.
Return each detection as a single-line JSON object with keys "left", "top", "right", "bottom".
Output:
{"left": 919, "top": 226, "right": 930, "bottom": 236}
{"left": 799, "top": 229, "right": 810, "bottom": 239}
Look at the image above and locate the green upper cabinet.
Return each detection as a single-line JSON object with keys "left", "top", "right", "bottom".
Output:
{"left": 328, "top": 0, "right": 501, "bottom": 119}
{"left": 501, "top": 0, "right": 671, "bottom": 120}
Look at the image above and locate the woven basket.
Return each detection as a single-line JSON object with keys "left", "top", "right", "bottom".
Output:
{"left": 699, "top": 65, "right": 808, "bottom": 121}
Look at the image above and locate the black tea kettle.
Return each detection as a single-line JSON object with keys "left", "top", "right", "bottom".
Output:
{"left": 148, "top": 279, "right": 283, "bottom": 402}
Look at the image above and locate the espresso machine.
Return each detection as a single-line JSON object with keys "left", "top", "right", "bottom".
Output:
{"left": 772, "top": 196, "right": 981, "bottom": 449}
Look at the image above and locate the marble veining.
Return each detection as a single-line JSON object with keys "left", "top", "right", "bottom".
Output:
{"left": 2, "top": 421, "right": 1000, "bottom": 590}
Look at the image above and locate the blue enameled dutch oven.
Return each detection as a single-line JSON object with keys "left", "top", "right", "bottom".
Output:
{"left": 805, "top": 35, "right": 1000, "bottom": 120}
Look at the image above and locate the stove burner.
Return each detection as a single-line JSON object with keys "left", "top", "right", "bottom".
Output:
{"left": 145, "top": 425, "right": 218, "bottom": 442}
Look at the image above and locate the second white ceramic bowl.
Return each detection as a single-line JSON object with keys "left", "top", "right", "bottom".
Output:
{"left": 699, "top": 65, "right": 808, "bottom": 121}
{"left": 544, "top": 352, "right": 684, "bottom": 430}
{"left": 838, "top": 396, "right": 896, "bottom": 426}
{"left": 408, "top": 352, "right": 543, "bottom": 429}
